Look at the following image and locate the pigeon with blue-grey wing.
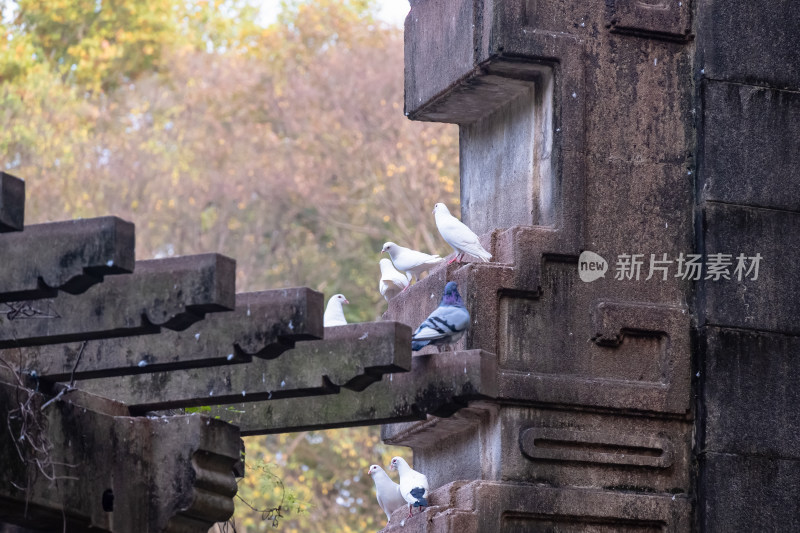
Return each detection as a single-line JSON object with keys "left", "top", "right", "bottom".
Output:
{"left": 411, "top": 281, "right": 469, "bottom": 352}
{"left": 433, "top": 203, "right": 492, "bottom": 264}
{"left": 323, "top": 294, "right": 349, "bottom": 327}
{"left": 389, "top": 456, "right": 429, "bottom": 519}
{"left": 368, "top": 464, "right": 406, "bottom": 524}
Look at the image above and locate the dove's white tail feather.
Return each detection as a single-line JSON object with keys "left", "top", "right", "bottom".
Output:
{"left": 459, "top": 242, "right": 492, "bottom": 261}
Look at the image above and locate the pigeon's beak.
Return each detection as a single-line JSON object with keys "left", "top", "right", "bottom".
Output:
{"left": 344, "top": 299, "right": 350, "bottom": 304}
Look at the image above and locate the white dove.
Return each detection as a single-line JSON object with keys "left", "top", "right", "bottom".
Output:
{"left": 368, "top": 464, "right": 406, "bottom": 524}
{"left": 323, "top": 294, "right": 349, "bottom": 327}
{"left": 433, "top": 203, "right": 492, "bottom": 264}
{"left": 389, "top": 456, "right": 429, "bottom": 519}
{"left": 381, "top": 242, "right": 443, "bottom": 282}
{"left": 379, "top": 258, "right": 411, "bottom": 302}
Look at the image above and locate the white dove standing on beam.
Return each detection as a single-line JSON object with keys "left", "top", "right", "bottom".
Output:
{"left": 368, "top": 464, "right": 407, "bottom": 525}
{"left": 381, "top": 242, "right": 443, "bottom": 282}
{"left": 323, "top": 294, "right": 349, "bottom": 327}
{"left": 433, "top": 202, "right": 492, "bottom": 264}
{"left": 411, "top": 281, "right": 470, "bottom": 352}
{"left": 379, "top": 258, "right": 411, "bottom": 302}
{"left": 389, "top": 456, "right": 429, "bottom": 519}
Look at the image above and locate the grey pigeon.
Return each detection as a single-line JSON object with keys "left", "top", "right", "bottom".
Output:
{"left": 411, "top": 281, "right": 469, "bottom": 352}
{"left": 433, "top": 203, "right": 492, "bottom": 264}
{"left": 389, "top": 456, "right": 430, "bottom": 519}
{"left": 368, "top": 464, "right": 406, "bottom": 524}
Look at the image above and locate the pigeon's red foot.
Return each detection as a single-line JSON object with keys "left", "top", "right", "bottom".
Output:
{"left": 447, "top": 255, "right": 458, "bottom": 265}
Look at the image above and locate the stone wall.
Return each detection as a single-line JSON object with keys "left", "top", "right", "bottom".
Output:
{"left": 381, "top": 0, "right": 799, "bottom": 531}
{"left": 695, "top": 1, "right": 800, "bottom": 530}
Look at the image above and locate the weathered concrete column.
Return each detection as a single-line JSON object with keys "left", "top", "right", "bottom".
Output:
{"left": 382, "top": 0, "right": 696, "bottom": 530}
{"left": 694, "top": 2, "right": 800, "bottom": 530}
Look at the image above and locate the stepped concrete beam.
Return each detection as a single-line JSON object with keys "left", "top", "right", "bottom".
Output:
{"left": 207, "top": 349, "right": 497, "bottom": 436}
{"left": 0, "top": 378, "right": 240, "bottom": 533}
{"left": 78, "top": 321, "right": 412, "bottom": 414}
{"left": 0, "top": 254, "right": 235, "bottom": 349}
{"left": 20, "top": 288, "right": 323, "bottom": 382}
{"left": 0, "top": 172, "right": 24, "bottom": 233}
{"left": 380, "top": 481, "right": 691, "bottom": 533}
{"left": 0, "top": 216, "right": 134, "bottom": 302}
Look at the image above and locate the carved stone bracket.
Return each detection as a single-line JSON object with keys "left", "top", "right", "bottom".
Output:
{"left": 0, "top": 378, "right": 240, "bottom": 532}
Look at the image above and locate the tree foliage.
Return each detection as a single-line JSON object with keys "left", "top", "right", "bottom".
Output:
{"left": 1, "top": 1, "right": 458, "bottom": 530}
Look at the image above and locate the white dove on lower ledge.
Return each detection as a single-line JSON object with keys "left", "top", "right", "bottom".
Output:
{"left": 323, "top": 293, "right": 349, "bottom": 327}
{"left": 389, "top": 456, "right": 430, "bottom": 519}
{"left": 368, "top": 464, "right": 407, "bottom": 525}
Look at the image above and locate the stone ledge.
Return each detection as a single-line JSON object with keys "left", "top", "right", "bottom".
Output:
{"left": 209, "top": 349, "right": 497, "bottom": 436}
{"left": 21, "top": 288, "right": 324, "bottom": 382}
{"left": 0, "top": 216, "right": 134, "bottom": 303}
{"left": 78, "top": 321, "right": 412, "bottom": 413}
{"left": 0, "top": 254, "right": 235, "bottom": 349}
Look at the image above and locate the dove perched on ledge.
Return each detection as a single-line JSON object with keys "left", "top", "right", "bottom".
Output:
{"left": 323, "top": 294, "right": 349, "bottom": 327}
{"left": 389, "top": 456, "right": 429, "bottom": 519}
{"left": 433, "top": 202, "right": 492, "bottom": 264}
{"left": 411, "top": 281, "right": 469, "bottom": 352}
{"left": 379, "top": 258, "right": 411, "bottom": 302}
{"left": 381, "top": 242, "right": 443, "bottom": 282}
{"left": 368, "top": 464, "right": 406, "bottom": 524}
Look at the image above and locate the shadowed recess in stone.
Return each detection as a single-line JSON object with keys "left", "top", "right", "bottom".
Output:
{"left": 0, "top": 254, "right": 235, "bottom": 349}
{"left": 0, "top": 172, "right": 24, "bottom": 233}
{"left": 0, "top": 379, "right": 240, "bottom": 532}
{"left": 79, "top": 321, "right": 412, "bottom": 414}
{"left": 0, "top": 216, "right": 135, "bottom": 303}
{"left": 519, "top": 427, "right": 674, "bottom": 469}
{"left": 607, "top": 0, "right": 693, "bottom": 42}
{"left": 19, "top": 288, "right": 324, "bottom": 382}
{"left": 205, "top": 349, "right": 497, "bottom": 436}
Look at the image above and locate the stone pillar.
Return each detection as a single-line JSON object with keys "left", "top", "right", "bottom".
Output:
{"left": 694, "top": 2, "right": 800, "bottom": 530}
{"left": 383, "top": 0, "right": 695, "bottom": 529}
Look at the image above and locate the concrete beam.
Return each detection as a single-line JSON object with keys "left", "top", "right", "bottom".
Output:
{"left": 0, "top": 216, "right": 134, "bottom": 302}
{"left": 0, "top": 378, "right": 240, "bottom": 532}
{"left": 78, "top": 321, "right": 412, "bottom": 414}
{"left": 21, "top": 288, "right": 323, "bottom": 382}
{"left": 208, "top": 350, "right": 497, "bottom": 436}
{"left": 0, "top": 254, "right": 235, "bottom": 349}
{"left": 0, "top": 172, "right": 24, "bottom": 233}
